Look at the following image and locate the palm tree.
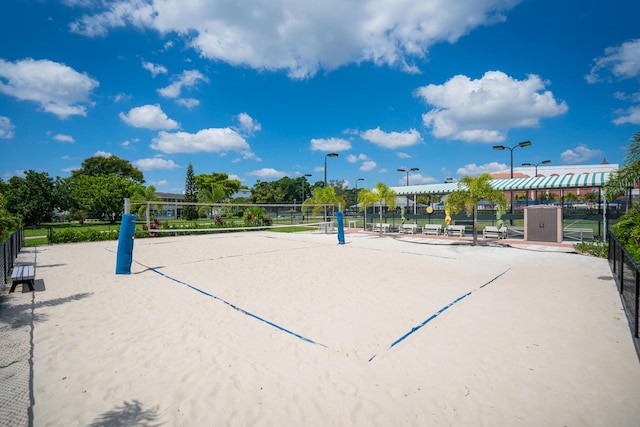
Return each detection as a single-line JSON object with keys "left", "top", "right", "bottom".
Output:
{"left": 130, "top": 185, "right": 163, "bottom": 220}
{"left": 605, "top": 131, "right": 640, "bottom": 209}
{"left": 197, "top": 185, "right": 226, "bottom": 218}
{"left": 446, "top": 173, "right": 507, "bottom": 245}
{"left": 358, "top": 182, "right": 397, "bottom": 235}
{"left": 302, "top": 186, "right": 346, "bottom": 221}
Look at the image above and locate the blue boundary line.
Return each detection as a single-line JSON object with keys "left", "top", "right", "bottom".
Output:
{"left": 132, "top": 257, "right": 327, "bottom": 348}
{"left": 368, "top": 267, "right": 511, "bottom": 362}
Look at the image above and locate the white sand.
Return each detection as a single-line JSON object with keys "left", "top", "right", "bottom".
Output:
{"left": 7, "top": 231, "right": 640, "bottom": 425}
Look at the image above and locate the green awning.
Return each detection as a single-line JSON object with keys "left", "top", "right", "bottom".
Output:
{"left": 390, "top": 172, "right": 611, "bottom": 195}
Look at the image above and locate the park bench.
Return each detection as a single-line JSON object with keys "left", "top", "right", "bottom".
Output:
{"left": 563, "top": 228, "right": 594, "bottom": 241}
{"left": 445, "top": 225, "right": 466, "bottom": 237}
{"left": 10, "top": 264, "right": 35, "bottom": 293}
{"left": 398, "top": 224, "right": 418, "bottom": 234}
{"left": 370, "top": 223, "right": 391, "bottom": 233}
{"left": 318, "top": 222, "right": 335, "bottom": 232}
{"left": 422, "top": 224, "right": 442, "bottom": 235}
{"left": 483, "top": 226, "right": 508, "bottom": 239}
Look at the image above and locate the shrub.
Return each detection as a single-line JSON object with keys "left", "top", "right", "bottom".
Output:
{"left": 574, "top": 240, "right": 608, "bottom": 258}
{"left": 612, "top": 205, "right": 640, "bottom": 262}
{"left": 52, "top": 228, "right": 119, "bottom": 243}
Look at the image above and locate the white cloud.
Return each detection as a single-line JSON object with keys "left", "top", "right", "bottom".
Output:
{"left": 396, "top": 172, "right": 436, "bottom": 185}
{"left": 69, "top": 0, "right": 519, "bottom": 79}
{"left": 360, "top": 127, "right": 423, "bottom": 149}
{"left": 397, "top": 152, "right": 411, "bottom": 159}
{"left": 121, "top": 137, "right": 140, "bottom": 148}
{"left": 151, "top": 128, "right": 251, "bottom": 154}
{"left": 150, "top": 179, "right": 168, "bottom": 186}
{"left": 120, "top": 104, "right": 179, "bottom": 130}
{"left": 142, "top": 61, "right": 168, "bottom": 77}
{"left": 247, "top": 168, "right": 288, "bottom": 179}
{"left": 234, "top": 112, "right": 262, "bottom": 136}
{"left": 310, "top": 137, "right": 351, "bottom": 152}
{"left": 53, "top": 133, "right": 75, "bottom": 143}
{"left": 176, "top": 98, "right": 200, "bottom": 109}
{"left": 158, "top": 69, "right": 208, "bottom": 98}
{"left": 360, "top": 160, "right": 377, "bottom": 171}
{"left": 113, "top": 92, "right": 131, "bottom": 103}
{"left": 133, "top": 156, "right": 178, "bottom": 170}
{"left": 416, "top": 71, "right": 568, "bottom": 143}
{"left": 586, "top": 38, "right": 640, "bottom": 83}
{"left": 93, "top": 150, "right": 112, "bottom": 157}
{"left": 0, "top": 58, "right": 98, "bottom": 118}
{"left": 456, "top": 162, "right": 507, "bottom": 175}
{"left": 613, "top": 105, "right": 640, "bottom": 125}
{"left": 0, "top": 116, "right": 15, "bottom": 139}
{"left": 560, "top": 144, "right": 603, "bottom": 164}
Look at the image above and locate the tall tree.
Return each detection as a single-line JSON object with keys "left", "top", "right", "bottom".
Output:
{"left": 195, "top": 172, "right": 241, "bottom": 200}
{"left": 251, "top": 180, "right": 287, "bottom": 203}
{"left": 72, "top": 155, "right": 144, "bottom": 183}
{"left": 70, "top": 174, "right": 136, "bottom": 223}
{"left": 0, "top": 191, "right": 21, "bottom": 240}
{"left": 446, "top": 173, "right": 507, "bottom": 245}
{"left": 183, "top": 163, "right": 198, "bottom": 220}
{"left": 6, "top": 170, "right": 55, "bottom": 226}
{"left": 358, "top": 182, "right": 397, "bottom": 235}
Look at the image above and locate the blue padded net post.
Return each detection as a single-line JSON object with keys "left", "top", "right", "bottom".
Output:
{"left": 337, "top": 211, "right": 345, "bottom": 245}
{"left": 116, "top": 214, "right": 137, "bottom": 275}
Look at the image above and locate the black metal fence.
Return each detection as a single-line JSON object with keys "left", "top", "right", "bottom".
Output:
{"left": 1, "top": 229, "right": 23, "bottom": 287}
{"left": 608, "top": 232, "right": 640, "bottom": 356}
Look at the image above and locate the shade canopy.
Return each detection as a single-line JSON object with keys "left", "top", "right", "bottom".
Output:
{"left": 390, "top": 172, "right": 611, "bottom": 196}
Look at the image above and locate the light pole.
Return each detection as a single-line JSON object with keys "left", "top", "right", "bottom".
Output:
{"left": 493, "top": 141, "right": 531, "bottom": 224}
{"left": 397, "top": 167, "right": 419, "bottom": 213}
{"left": 301, "top": 173, "right": 312, "bottom": 222}
{"left": 324, "top": 153, "right": 339, "bottom": 188}
{"left": 522, "top": 159, "right": 550, "bottom": 203}
{"left": 323, "top": 153, "right": 339, "bottom": 224}
{"left": 301, "top": 173, "right": 312, "bottom": 202}
{"left": 355, "top": 178, "right": 364, "bottom": 227}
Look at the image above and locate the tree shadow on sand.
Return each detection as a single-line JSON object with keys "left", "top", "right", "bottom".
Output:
{"left": 0, "top": 292, "right": 93, "bottom": 329}
{"left": 89, "top": 400, "right": 163, "bottom": 427}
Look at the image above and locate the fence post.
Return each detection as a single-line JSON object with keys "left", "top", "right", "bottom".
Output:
{"left": 636, "top": 269, "right": 640, "bottom": 338}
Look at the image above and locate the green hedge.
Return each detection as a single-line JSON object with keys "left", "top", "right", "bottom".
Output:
{"left": 52, "top": 228, "right": 120, "bottom": 243}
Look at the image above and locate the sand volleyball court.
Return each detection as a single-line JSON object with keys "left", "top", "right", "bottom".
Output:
{"left": 2, "top": 231, "right": 640, "bottom": 426}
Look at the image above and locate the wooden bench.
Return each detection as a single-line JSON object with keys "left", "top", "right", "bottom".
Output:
{"left": 483, "top": 226, "right": 508, "bottom": 239}
{"left": 422, "top": 224, "right": 442, "bottom": 235}
{"left": 10, "top": 265, "right": 35, "bottom": 293}
{"left": 563, "top": 228, "right": 594, "bottom": 241}
{"left": 445, "top": 225, "right": 466, "bottom": 237}
{"left": 398, "top": 224, "right": 418, "bottom": 234}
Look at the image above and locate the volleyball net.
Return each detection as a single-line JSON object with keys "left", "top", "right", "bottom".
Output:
{"left": 134, "top": 201, "right": 342, "bottom": 235}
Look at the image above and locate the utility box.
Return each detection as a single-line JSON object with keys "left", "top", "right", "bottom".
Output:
{"left": 524, "top": 205, "right": 562, "bottom": 243}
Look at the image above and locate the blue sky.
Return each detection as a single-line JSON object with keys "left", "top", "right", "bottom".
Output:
{"left": 1, "top": 0, "right": 639, "bottom": 193}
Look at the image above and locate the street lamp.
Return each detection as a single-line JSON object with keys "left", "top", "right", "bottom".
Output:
{"left": 522, "top": 160, "right": 550, "bottom": 203}
{"left": 521, "top": 159, "right": 551, "bottom": 177}
{"left": 324, "top": 153, "right": 339, "bottom": 188}
{"left": 397, "top": 167, "right": 419, "bottom": 213}
{"left": 301, "top": 173, "right": 312, "bottom": 202}
{"left": 493, "top": 141, "right": 531, "bottom": 223}
{"left": 323, "top": 153, "right": 339, "bottom": 224}
{"left": 355, "top": 178, "right": 364, "bottom": 227}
